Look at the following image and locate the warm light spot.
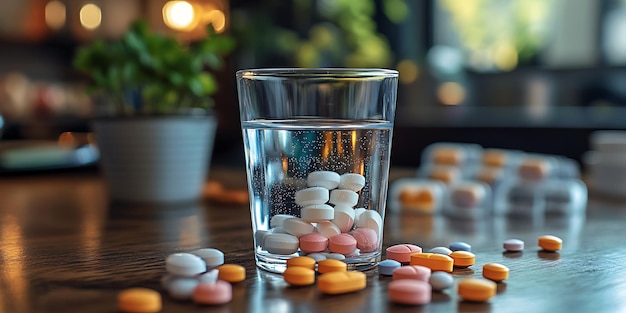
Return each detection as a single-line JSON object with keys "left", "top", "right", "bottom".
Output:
{"left": 205, "top": 9, "right": 226, "bottom": 33}
{"left": 45, "top": 1, "right": 66, "bottom": 30}
{"left": 397, "top": 59, "right": 419, "bottom": 84}
{"left": 58, "top": 132, "right": 76, "bottom": 148}
{"left": 493, "top": 42, "right": 518, "bottom": 71}
{"left": 79, "top": 3, "right": 102, "bottom": 30}
{"left": 163, "top": 1, "right": 196, "bottom": 31}
{"left": 437, "top": 82, "right": 465, "bottom": 105}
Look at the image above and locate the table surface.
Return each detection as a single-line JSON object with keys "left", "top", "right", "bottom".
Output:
{"left": 0, "top": 167, "right": 624, "bottom": 313}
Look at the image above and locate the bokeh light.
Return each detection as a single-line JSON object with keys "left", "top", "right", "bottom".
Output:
{"left": 79, "top": 3, "right": 102, "bottom": 30}
{"left": 163, "top": 1, "right": 196, "bottom": 31}
{"left": 397, "top": 59, "right": 419, "bottom": 84}
{"left": 205, "top": 9, "right": 226, "bottom": 33}
{"left": 437, "top": 82, "right": 465, "bottom": 105}
{"left": 45, "top": 1, "right": 66, "bottom": 30}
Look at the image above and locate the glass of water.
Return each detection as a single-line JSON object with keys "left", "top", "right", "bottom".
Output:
{"left": 236, "top": 68, "right": 398, "bottom": 273}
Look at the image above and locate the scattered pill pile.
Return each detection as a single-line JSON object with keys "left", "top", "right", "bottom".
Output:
{"left": 256, "top": 171, "right": 384, "bottom": 260}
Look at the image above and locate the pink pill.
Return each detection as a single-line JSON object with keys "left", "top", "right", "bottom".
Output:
{"left": 328, "top": 233, "right": 357, "bottom": 255}
{"left": 299, "top": 232, "right": 329, "bottom": 253}
{"left": 351, "top": 228, "right": 379, "bottom": 253}
{"left": 392, "top": 265, "right": 431, "bottom": 282}
{"left": 388, "top": 279, "right": 432, "bottom": 305}
{"left": 386, "top": 244, "right": 422, "bottom": 263}
{"left": 192, "top": 281, "right": 232, "bottom": 305}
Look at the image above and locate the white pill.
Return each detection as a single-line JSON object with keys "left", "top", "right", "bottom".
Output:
{"left": 307, "top": 171, "right": 341, "bottom": 189}
{"left": 345, "top": 248, "right": 361, "bottom": 258}
{"left": 316, "top": 221, "right": 342, "bottom": 238}
{"left": 339, "top": 173, "right": 365, "bottom": 192}
{"left": 329, "top": 189, "right": 359, "bottom": 207}
{"left": 197, "top": 269, "right": 219, "bottom": 283}
{"left": 429, "top": 246, "right": 452, "bottom": 255}
{"left": 283, "top": 218, "right": 315, "bottom": 237}
{"left": 295, "top": 187, "right": 329, "bottom": 207}
{"left": 166, "top": 253, "right": 207, "bottom": 277}
{"left": 301, "top": 204, "right": 335, "bottom": 222}
{"left": 190, "top": 248, "right": 224, "bottom": 269}
{"left": 355, "top": 210, "right": 383, "bottom": 235}
{"left": 429, "top": 272, "right": 454, "bottom": 291}
{"left": 354, "top": 208, "right": 367, "bottom": 220}
{"left": 165, "top": 276, "right": 199, "bottom": 300}
{"left": 307, "top": 253, "right": 327, "bottom": 262}
{"left": 323, "top": 253, "right": 346, "bottom": 260}
{"left": 255, "top": 230, "right": 271, "bottom": 248}
{"left": 271, "top": 227, "right": 287, "bottom": 234}
{"left": 332, "top": 205, "right": 356, "bottom": 233}
{"left": 270, "top": 214, "right": 295, "bottom": 228}
{"left": 264, "top": 233, "right": 300, "bottom": 255}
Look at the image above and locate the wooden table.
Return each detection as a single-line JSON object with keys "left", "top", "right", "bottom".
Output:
{"left": 0, "top": 167, "right": 623, "bottom": 313}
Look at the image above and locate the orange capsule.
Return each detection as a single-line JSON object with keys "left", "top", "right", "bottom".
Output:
{"left": 317, "top": 271, "right": 366, "bottom": 295}
{"left": 283, "top": 267, "right": 315, "bottom": 286}
{"left": 117, "top": 288, "right": 162, "bottom": 313}
{"left": 449, "top": 251, "right": 475, "bottom": 268}
{"left": 217, "top": 264, "right": 246, "bottom": 283}
{"left": 409, "top": 253, "right": 453, "bottom": 272}
{"left": 458, "top": 278, "right": 497, "bottom": 302}
{"left": 538, "top": 235, "right": 562, "bottom": 252}
{"left": 482, "top": 263, "right": 509, "bottom": 282}
{"left": 317, "top": 259, "right": 347, "bottom": 274}
{"left": 286, "top": 256, "right": 316, "bottom": 270}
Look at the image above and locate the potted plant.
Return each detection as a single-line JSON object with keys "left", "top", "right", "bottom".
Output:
{"left": 74, "top": 20, "right": 234, "bottom": 203}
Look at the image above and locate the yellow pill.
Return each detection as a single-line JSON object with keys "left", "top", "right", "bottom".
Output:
{"left": 483, "top": 263, "right": 509, "bottom": 282}
{"left": 458, "top": 278, "right": 497, "bottom": 302}
{"left": 317, "top": 271, "right": 366, "bottom": 295}
{"left": 410, "top": 253, "right": 453, "bottom": 272}
{"left": 117, "top": 288, "right": 161, "bottom": 313}
{"left": 317, "top": 259, "right": 347, "bottom": 274}
{"left": 538, "top": 235, "right": 562, "bottom": 252}
{"left": 283, "top": 267, "right": 316, "bottom": 286}
{"left": 286, "top": 256, "right": 316, "bottom": 270}
{"left": 217, "top": 264, "right": 246, "bottom": 283}
{"left": 449, "top": 251, "right": 475, "bottom": 268}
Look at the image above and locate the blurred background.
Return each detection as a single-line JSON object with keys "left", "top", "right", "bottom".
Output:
{"left": 1, "top": 0, "right": 625, "bottom": 169}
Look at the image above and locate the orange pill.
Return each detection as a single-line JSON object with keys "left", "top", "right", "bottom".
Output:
{"left": 286, "top": 256, "right": 316, "bottom": 270}
{"left": 317, "top": 259, "right": 347, "bottom": 274}
{"left": 538, "top": 235, "right": 562, "bottom": 252}
{"left": 433, "top": 147, "right": 464, "bottom": 166}
{"left": 317, "top": 271, "right": 366, "bottom": 295}
{"left": 458, "top": 278, "right": 497, "bottom": 302}
{"left": 117, "top": 288, "right": 162, "bottom": 313}
{"left": 482, "top": 263, "right": 509, "bottom": 282}
{"left": 483, "top": 150, "right": 507, "bottom": 167}
{"left": 449, "top": 251, "right": 475, "bottom": 268}
{"left": 283, "top": 267, "right": 316, "bottom": 286}
{"left": 399, "top": 188, "right": 435, "bottom": 212}
{"left": 217, "top": 264, "right": 246, "bottom": 283}
{"left": 409, "top": 253, "right": 453, "bottom": 272}
{"left": 428, "top": 167, "right": 460, "bottom": 184}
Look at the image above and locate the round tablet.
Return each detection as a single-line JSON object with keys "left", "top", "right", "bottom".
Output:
{"left": 503, "top": 239, "right": 524, "bottom": 252}
{"left": 392, "top": 265, "right": 431, "bottom": 282}
{"left": 283, "top": 267, "right": 316, "bottom": 286}
{"left": 429, "top": 246, "right": 452, "bottom": 255}
{"left": 449, "top": 251, "right": 475, "bottom": 268}
{"left": 351, "top": 228, "right": 379, "bottom": 253}
{"left": 322, "top": 253, "right": 346, "bottom": 260}
{"left": 339, "top": 173, "right": 365, "bottom": 192}
{"left": 295, "top": 187, "right": 329, "bottom": 207}
{"left": 270, "top": 214, "right": 295, "bottom": 228}
{"left": 301, "top": 204, "right": 334, "bottom": 222}
{"left": 118, "top": 288, "right": 161, "bottom": 313}
{"left": 329, "top": 189, "right": 359, "bottom": 207}
{"left": 217, "top": 264, "right": 246, "bottom": 283}
{"left": 286, "top": 256, "right": 316, "bottom": 270}
{"left": 449, "top": 241, "right": 471, "bottom": 252}
{"left": 354, "top": 208, "right": 367, "bottom": 220}
{"left": 457, "top": 278, "right": 497, "bottom": 302}
{"left": 378, "top": 259, "right": 401, "bottom": 276}
{"left": 538, "top": 235, "right": 562, "bottom": 252}
{"left": 254, "top": 230, "right": 271, "bottom": 248}
{"left": 355, "top": 210, "right": 383, "bottom": 235}
{"left": 316, "top": 221, "right": 342, "bottom": 238}
{"left": 332, "top": 205, "right": 356, "bottom": 233}
{"left": 192, "top": 281, "right": 232, "bottom": 305}
{"left": 165, "top": 277, "right": 199, "bottom": 300}
{"left": 299, "top": 232, "right": 329, "bottom": 253}
{"left": 483, "top": 263, "right": 509, "bottom": 282}
{"left": 317, "top": 259, "right": 347, "bottom": 274}
{"left": 429, "top": 271, "right": 454, "bottom": 291}
{"left": 307, "top": 253, "right": 327, "bottom": 262}
{"left": 307, "top": 171, "right": 341, "bottom": 190}
{"left": 283, "top": 218, "right": 315, "bottom": 237}
{"left": 386, "top": 244, "right": 423, "bottom": 263}
{"left": 388, "top": 279, "right": 431, "bottom": 305}
{"left": 190, "top": 248, "right": 224, "bottom": 269}
{"left": 263, "top": 233, "right": 299, "bottom": 255}
{"left": 328, "top": 233, "right": 357, "bottom": 255}
{"left": 166, "top": 253, "right": 206, "bottom": 277}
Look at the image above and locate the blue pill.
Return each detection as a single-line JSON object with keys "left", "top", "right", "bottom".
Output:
{"left": 378, "top": 259, "right": 401, "bottom": 276}
{"left": 449, "top": 241, "right": 471, "bottom": 252}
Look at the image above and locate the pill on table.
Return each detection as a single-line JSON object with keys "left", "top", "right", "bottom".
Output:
{"left": 410, "top": 253, "right": 453, "bottom": 272}
{"left": 429, "top": 272, "right": 454, "bottom": 291}
{"left": 317, "top": 271, "right": 366, "bottom": 295}
{"left": 317, "top": 259, "right": 347, "bottom": 274}
{"left": 322, "top": 253, "right": 346, "bottom": 260}
{"left": 328, "top": 233, "right": 357, "bottom": 255}
{"left": 197, "top": 269, "right": 219, "bottom": 283}
{"left": 299, "top": 232, "right": 329, "bottom": 253}
{"left": 450, "top": 251, "right": 476, "bottom": 268}
{"left": 117, "top": 288, "right": 162, "bottom": 313}
{"left": 538, "top": 235, "right": 562, "bottom": 252}
{"left": 329, "top": 189, "right": 359, "bottom": 207}
{"left": 351, "top": 228, "right": 378, "bottom": 253}
{"left": 339, "top": 173, "right": 365, "bottom": 192}
{"left": 307, "top": 253, "right": 327, "bottom": 262}
{"left": 388, "top": 279, "right": 432, "bottom": 305}
{"left": 429, "top": 246, "right": 452, "bottom": 255}
{"left": 392, "top": 265, "right": 431, "bottom": 282}
{"left": 264, "top": 233, "right": 299, "bottom": 255}
{"left": 378, "top": 259, "right": 401, "bottom": 276}
{"left": 483, "top": 263, "right": 509, "bottom": 282}
{"left": 166, "top": 253, "right": 207, "bottom": 277}
{"left": 449, "top": 241, "right": 471, "bottom": 252}
{"left": 295, "top": 187, "right": 330, "bottom": 207}
{"left": 503, "top": 239, "right": 524, "bottom": 252}
{"left": 190, "top": 248, "right": 224, "bottom": 269}
{"left": 283, "top": 218, "right": 315, "bottom": 237}
{"left": 457, "top": 278, "right": 497, "bottom": 302}
{"left": 217, "top": 264, "right": 246, "bottom": 283}
{"left": 286, "top": 256, "right": 316, "bottom": 270}
{"left": 192, "top": 280, "right": 232, "bottom": 305}
{"left": 307, "top": 171, "right": 341, "bottom": 190}
{"left": 316, "top": 221, "right": 341, "bottom": 238}
{"left": 165, "top": 276, "right": 199, "bottom": 300}
{"left": 301, "top": 204, "right": 334, "bottom": 222}
{"left": 386, "top": 244, "right": 423, "bottom": 263}
{"left": 332, "top": 205, "right": 356, "bottom": 233}
{"left": 254, "top": 230, "right": 271, "bottom": 248}
{"left": 283, "top": 266, "right": 316, "bottom": 286}
{"left": 451, "top": 184, "right": 485, "bottom": 208}
{"left": 270, "top": 214, "right": 295, "bottom": 228}
{"left": 355, "top": 210, "right": 383, "bottom": 235}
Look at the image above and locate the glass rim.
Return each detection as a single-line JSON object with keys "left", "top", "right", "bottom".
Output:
{"left": 236, "top": 68, "right": 398, "bottom": 79}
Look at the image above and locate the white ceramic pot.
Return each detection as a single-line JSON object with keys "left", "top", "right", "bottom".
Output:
{"left": 93, "top": 115, "right": 216, "bottom": 203}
